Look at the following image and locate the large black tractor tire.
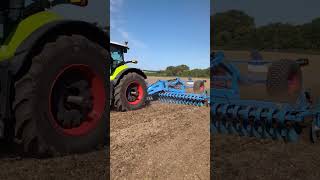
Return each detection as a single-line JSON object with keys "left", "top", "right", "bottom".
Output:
{"left": 13, "top": 35, "right": 109, "bottom": 156}
{"left": 114, "top": 72, "right": 147, "bottom": 111}
{"left": 193, "top": 80, "right": 205, "bottom": 94}
{"left": 266, "top": 59, "right": 302, "bottom": 100}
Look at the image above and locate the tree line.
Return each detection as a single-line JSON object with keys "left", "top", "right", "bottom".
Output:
{"left": 211, "top": 10, "right": 320, "bottom": 51}
{"left": 144, "top": 64, "right": 209, "bottom": 78}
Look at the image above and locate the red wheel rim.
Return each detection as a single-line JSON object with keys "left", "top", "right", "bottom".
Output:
{"left": 126, "top": 81, "right": 144, "bottom": 105}
{"left": 49, "top": 64, "right": 106, "bottom": 136}
{"left": 288, "top": 73, "right": 300, "bottom": 95}
{"left": 200, "top": 84, "right": 205, "bottom": 92}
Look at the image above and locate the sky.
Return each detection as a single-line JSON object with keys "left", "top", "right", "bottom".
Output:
{"left": 212, "top": 0, "right": 320, "bottom": 26}
{"left": 111, "top": 0, "right": 210, "bottom": 71}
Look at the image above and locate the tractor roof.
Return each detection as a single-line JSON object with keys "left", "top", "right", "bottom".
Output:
{"left": 110, "top": 41, "right": 129, "bottom": 50}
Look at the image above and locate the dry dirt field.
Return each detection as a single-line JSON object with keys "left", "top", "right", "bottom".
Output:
{"left": 212, "top": 50, "right": 320, "bottom": 180}
{"left": 110, "top": 76, "right": 210, "bottom": 179}
{"left": 0, "top": 147, "right": 108, "bottom": 179}
{"left": 0, "top": 76, "right": 210, "bottom": 179}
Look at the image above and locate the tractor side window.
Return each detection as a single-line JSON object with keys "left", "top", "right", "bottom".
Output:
{"left": 111, "top": 47, "right": 124, "bottom": 71}
{"left": 111, "top": 51, "right": 123, "bottom": 61}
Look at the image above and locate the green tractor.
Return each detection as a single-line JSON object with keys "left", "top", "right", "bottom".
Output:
{"left": 110, "top": 41, "right": 148, "bottom": 111}
{"left": 0, "top": 0, "right": 109, "bottom": 156}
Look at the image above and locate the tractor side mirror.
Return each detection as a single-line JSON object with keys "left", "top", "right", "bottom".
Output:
{"left": 131, "top": 60, "right": 138, "bottom": 64}
{"left": 123, "top": 60, "right": 138, "bottom": 65}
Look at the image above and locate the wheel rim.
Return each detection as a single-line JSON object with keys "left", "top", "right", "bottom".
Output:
{"left": 288, "top": 73, "right": 300, "bottom": 95}
{"left": 49, "top": 64, "right": 106, "bottom": 136}
{"left": 126, "top": 81, "right": 144, "bottom": 105}
{"left": 200, "top": 84, "right": 205, "bottom": 92}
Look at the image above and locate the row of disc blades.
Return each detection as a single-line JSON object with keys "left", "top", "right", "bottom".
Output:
{"left": 211, "top": 103, "right": 302, "bottom": 142}
{"left": 157, "top": 92, "right": 208, "bottom": 107}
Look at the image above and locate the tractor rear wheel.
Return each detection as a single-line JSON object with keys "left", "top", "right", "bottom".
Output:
{"left": 13, "top": 35, "right": 108, "bottom": 156}
{"left": 266, "top": 59, "right": 302, "bottom": 101}
{"left": 114, "top": 72, "right": 147, "bottom": 111}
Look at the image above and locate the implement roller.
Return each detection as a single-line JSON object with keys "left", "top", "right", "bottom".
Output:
{"left": 211, "top": 51, "right": 320, "bottom": 143}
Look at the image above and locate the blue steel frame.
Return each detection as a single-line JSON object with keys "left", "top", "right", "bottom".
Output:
{"left": 146, "top": 77, "right": 210, "bottom": 106}
{"left": 147, "top": 78, "right": 187, "bottom": 95}
{"left": 211, "top": 51, "right": 320, "bottom": 143}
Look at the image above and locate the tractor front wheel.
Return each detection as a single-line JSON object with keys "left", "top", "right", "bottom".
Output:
{"left": 114, "top": 73, "right": 147, "bottom": 111}
{"left": 13, "top": 35, "right": 109, "bottom": 156}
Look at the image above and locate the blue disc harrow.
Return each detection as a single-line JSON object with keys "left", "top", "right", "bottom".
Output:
{"left": 158, "top": 92, "right": 208, "bottom": 107}
{"left": 211, "top": 51, "right": 320, "bottom": 143}
{"left": 147, "top": 78, "right": 209, "bottom": 107}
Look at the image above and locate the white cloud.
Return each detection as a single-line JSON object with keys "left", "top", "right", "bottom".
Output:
{"left": 116, "top": 28, "right": 148, "bottom": 49}
{"left": 130, "top": 38, "right": 148, "bottom": 49}
{"left": 110, "top": 0, "right": 124, "bottom": 13}
{"left": 119, "top": 29, "right": 129, "bottom": 39}
{"left": 110, "top": 0, "right": 148, "bottom": 50}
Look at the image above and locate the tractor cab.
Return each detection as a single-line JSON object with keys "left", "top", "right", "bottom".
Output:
{"left": 110, "top": 41, "right": 137, "bottom": 74}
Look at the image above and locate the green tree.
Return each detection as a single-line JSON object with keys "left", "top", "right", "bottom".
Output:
{"left": 212, "top": 10, "right": 255, "bottom": 49}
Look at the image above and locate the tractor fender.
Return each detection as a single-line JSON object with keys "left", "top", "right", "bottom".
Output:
{"left": 113, "top": 67, "right": 147, "bottom": 86}
{"left": 10, "top": 19, "right": 110, "bottom": 80}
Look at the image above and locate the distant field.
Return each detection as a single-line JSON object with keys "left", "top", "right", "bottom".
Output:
{"left": 146, "top": 73, "right": 210, "bottom": 78}
{"left": 145, "top": 73, "right": 210, "bottom": 79}
{"left": 146, "top": 76, "right": 210, "bottom": 90}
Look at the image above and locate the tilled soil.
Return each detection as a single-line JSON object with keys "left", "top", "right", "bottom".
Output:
{"left": 111, "top": 102, "right": 210, "bottom": 179}
{"left": 0, "top": 76, "right": 210, "bottom": 179}
{"left": 0, "top": 149, "right": 108, "bottom": 179}
{"left": 110, "top": 76, "right": 210, "bottom": 179}
{"left": 212, "top": 135, "right": 320, "bottom": 180}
